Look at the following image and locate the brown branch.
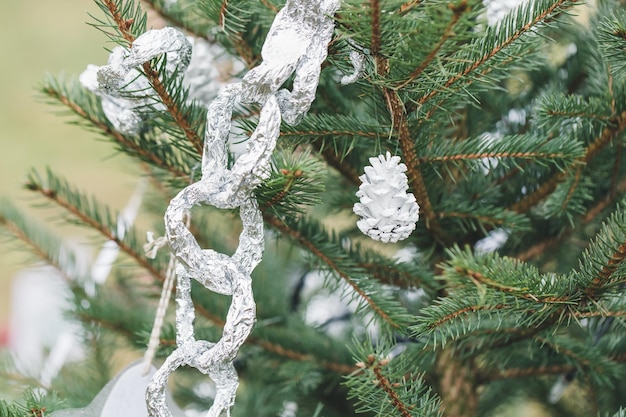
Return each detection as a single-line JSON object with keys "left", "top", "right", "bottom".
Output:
{"left": 396, "top": 1, "right": 468, "bottom": 90}
{"left": 560, "top": 166, "right": 582, "bottom": 213}
{"left": 515, "top": 235, "right": 563, "bottom": 262}
{"left": 264, "top": 214, "right": 401, "bottom": 329}
{"left": 417, "top": 0, "right": 576, "bottom": 106}
{"left": 585, "top": 240, "right": 626, "bottom": 299}
{"left": 260, "top": 0, "right": 280, "bottom": 12}
{"left": 253, "top": 338, "right": 357, "bottom": 374}
{"left": 420, "top": 151, "right": 568, "bottom": 163}
{"left": 428, "top": 303, "right": 507, "bottom": 330}
{"left": 385, "top": 89, "right": 442, "bottom": 237}
{"left": 43, "top": 87, "right": 189, "bottom": 179}
{"left": 260, "top": 169, "right": 300, "bottom": 211}
{"left": 534, "top": 336, "right": 593, "bottom": 369}
{"left": 398, "top": 0, "right": 422, "bottom": 15}
{"left": 281, "top": 129, "right": 382, "bottom": 139}
{"left": 358, "top": 262, "right": 430, "bottom": 289}
{"left": 456, "top": 266, "right": 571, "bottom": 303}
{"left": 359, "top": 355, "right": 413, "bottom": 417}
{"left": 370, "top": 0, "right": 381, "bottom": 57}
{"left": 103, "top": 0, "right": 204, "bottom": 154}
{"left": 509, "top": 172, "right": 565, "bottom": 213}
{"left": 28, "top": 183, "right": 165, "bottom": 282}
{"left": 218, "top": 0, "right": 229, "bottom": 28}
{"left": 574, "top": 310, "right": 626, "bottom": 318}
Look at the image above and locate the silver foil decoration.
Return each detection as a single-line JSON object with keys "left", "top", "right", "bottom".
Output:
{"left": 340, "top": 40, "right": 366, "bottom": 85}
{"left": 145, "top": 1, "right": 338, "bottom": 416}
{"left": 241, "top": 0, "right": 340, "bottom": 124}
{"left": 80, "top": 28, "right": 192, "bottom": 135}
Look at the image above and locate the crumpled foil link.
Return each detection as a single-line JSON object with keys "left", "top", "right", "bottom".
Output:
{"left": 144, "top": 1, "right": 337, "bottom": 416}
{"left": 242, "top": 0, "right": 339, "bottom": 124}
{"left": 80, "top": 27, "right": 192, "bottom": 135}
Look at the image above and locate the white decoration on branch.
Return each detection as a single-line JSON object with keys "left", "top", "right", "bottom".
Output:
{"left": 353, "top": 152, "right": 419, "bottom": 243}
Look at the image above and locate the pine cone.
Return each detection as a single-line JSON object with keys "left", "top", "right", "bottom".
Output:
{"left": 353, "top": 152, "right": 419, "bottom": 243}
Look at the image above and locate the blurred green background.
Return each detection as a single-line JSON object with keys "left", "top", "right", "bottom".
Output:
{"left": 0, "top": 1, "right": 138, "bottom": 326}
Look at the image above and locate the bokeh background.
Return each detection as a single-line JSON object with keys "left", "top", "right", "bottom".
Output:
{"left": 0, "top": 1, "right": 138, "bottom": 336}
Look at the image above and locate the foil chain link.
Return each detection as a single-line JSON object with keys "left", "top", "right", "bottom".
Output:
{"left": 122, "top": 1, "right": 343, "bottom": 416}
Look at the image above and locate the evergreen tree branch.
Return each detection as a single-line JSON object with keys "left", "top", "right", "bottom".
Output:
{"left": 385, "top": 89, "right": 442, "bottom": 238}
{"left": 24, "top": 170, "right": 164, "bottom": 282}
{"left": 370, "top": 0, "right": 381, "bottom": 59}
{"left": 510, "top": 109, "right": 626, "bottom": 213}
{"left": 398, "top": 0, "right": 421, "bottom": 15}
{"left": 102, "top": 0, "right": 204, "bottom": 154}
{"left": 454, "top": 266, "right": 570, "bottom": 304}
{"left": 251, "top": 338, "right": 357, "bottom": 374}
{"left": 312, "top": 141, "right": 361, "bottom": 186}
{"left": 263, "top": 214, "right": 411, "bottom": 329}
{"left": 420, "top": 150, "right": 572, "bottom": 163}
{"left": 416, "top": 0, "right": 578, "bottom": 107}
{"left": 358, "top": 356, "right": 413, "bottom": 417}
{"left": 395, "top": 1, "right": 468, "bottom": 90}
{"left": 368, "top": 0, "right": 440, "bottom": 236}
{"left": 560, "top": 166, "right": 583, "bottom": 213}
{"left": 346, "top": 341, "right": 443, "bottom": 417}
{"left": 41, "top": 84, "right": 190, "bottom": 179}
{"left": 584, "top": 241, "right": 626, "bottom": 301}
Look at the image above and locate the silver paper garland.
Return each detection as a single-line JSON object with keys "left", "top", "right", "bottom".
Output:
{"left": 142, "top": 0, "right": 339, "bottom": 416}
{"left": 80, "top": 28, "right": 192, "bottom": 135}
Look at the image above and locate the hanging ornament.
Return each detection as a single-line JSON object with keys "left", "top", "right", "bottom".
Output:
{"left": 47, "top": 361, "right": 184, "bottom": 417}
{"left": 144, "top": 0, "right": 339, "bottom": 416}
{"left": 353, "top": 152, "right": 420, "bottom": 243}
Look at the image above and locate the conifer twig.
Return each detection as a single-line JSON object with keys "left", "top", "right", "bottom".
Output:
{"left": 311, "top": 141, "right": 361, "bottom": 186}
{"left": 510, "top": 110, "right": 626, "bottom": 213}
{"left": 455, "top": 267, "right": 571, "bottom": 303}
{"left": 27, "top": 180, "right": 164, "bottom": 281}
{"left": 385, "top": 88, "right": 442, "bottom": 236}
{"left": 264, "top": 214, "right": 402, "bottom": 329}
{"left": 584, "top": 240, "right": 626, "bottom": 301}
{"left": 103, "top": 0, "right": 204, "bottom": 154}
{"left": 398, "top": 0, "right": 421, "bottom": 15}
{"left": 395, "top": 1, "right": 468, "bottom": 90}
{"left": 420, "top": 150, "right": 569, "bottom": 163}
{"left": 368, "top": 1, "right": 442, "bottom": 237}
{"left": 357, "top": 355, "right": 413, "bottom": 417}
{"left": 416, "top": 0, "right": 578, "bottom": 107}
{"left": 42, "top": 86, "right": 189, "bottom": 179}
{"left": 252, "top": 338, "right": 357, "bottom": 374}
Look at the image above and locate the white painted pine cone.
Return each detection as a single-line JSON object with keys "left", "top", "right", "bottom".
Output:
{"left": 353, "top": 152, "right": 419, "bottom": 243}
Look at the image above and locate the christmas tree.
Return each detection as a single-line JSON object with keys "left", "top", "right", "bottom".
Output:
{"left": 1, "top": 0, "right": 626, "bottom": 416}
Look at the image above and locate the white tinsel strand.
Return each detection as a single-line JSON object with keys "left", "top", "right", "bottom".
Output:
{"left": 353, "top": 152, "right": 420, "bottom": 243}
